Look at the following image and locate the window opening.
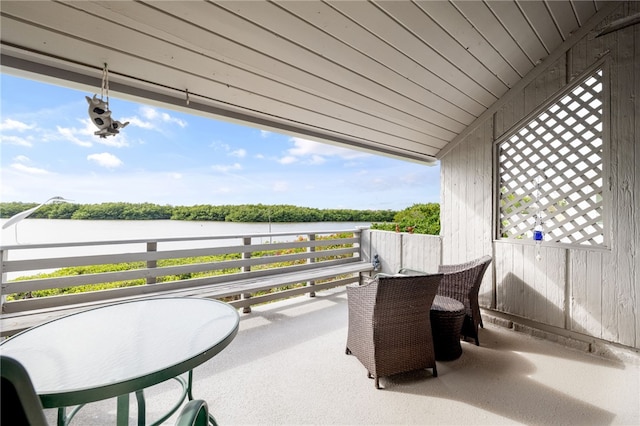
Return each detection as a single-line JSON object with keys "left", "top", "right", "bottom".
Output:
{"left": 498, "top": 69, "right": 604, "bottom": 247}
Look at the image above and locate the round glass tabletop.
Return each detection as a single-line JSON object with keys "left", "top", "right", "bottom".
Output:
{"left": 0, "top": 297, "right": 239, "bottom": 407}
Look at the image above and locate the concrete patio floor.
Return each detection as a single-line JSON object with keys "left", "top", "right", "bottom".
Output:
{"left": 46, "top": 287, "right": 640, "bottom": 425}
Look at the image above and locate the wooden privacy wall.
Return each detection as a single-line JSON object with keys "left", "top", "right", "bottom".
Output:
{"left": 361, "top": 230, "right": 441, "bottom": 276}
{"left": 440, "top": 2, "right": 639, "bottom": 349}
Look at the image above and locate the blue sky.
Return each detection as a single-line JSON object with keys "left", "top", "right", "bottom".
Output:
{"left": 0, "top": 73, "right": 439, "bottom": 210}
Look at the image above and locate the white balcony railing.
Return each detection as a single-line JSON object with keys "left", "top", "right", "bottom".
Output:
{"left": 1, "top": 228, "right": 372, "bottom": 336}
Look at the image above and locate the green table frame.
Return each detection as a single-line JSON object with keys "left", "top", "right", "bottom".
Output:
{"left": 1, "top": 298, "right": 239, "bottom": 426}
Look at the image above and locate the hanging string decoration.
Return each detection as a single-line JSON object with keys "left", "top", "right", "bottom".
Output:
{"left": 86, "top": 63, "right": 129, "bottom": 138}
{"left": 532, "top": 172, "right": 545, "bottom": 261}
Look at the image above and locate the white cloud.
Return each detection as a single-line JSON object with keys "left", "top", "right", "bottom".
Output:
{"left": 13, "top": 155, "right": 30, "bottom": 163}
{"left": 288, "top": 137, "right": 368, "bottom": 159}
{"left": 87, "top": 152, "right": 123, "bottom": 169}
{"left": 279, "top": 137, "right": 370, "bottom": 165}
{"left": 260, "top": 130, "right": 272, "bottom": 138}
{"left": 211, "top": 163, "right": 242, "bottom": 172}
{"left": 0, "top": 135, "right": 33, "bottom": 147}
{"left": 308, "top": 155, "right": 326, "bottom": 165}
{"left": 57, "top": 125, "right": 93, "bottom": 147}
{"left": 56, "top": 119, "right": 130, "bottom": 148}
{"left": 210, "top": 141, "right": 231, "bottom": 151}
{"left": 138, "top": 106, "right": 187, "bottom": 128}
{"left": 123, "top": 116, "right": 155, "bottom": 130}
{"left": 161, "top": 112, "right": 187, "bottom": 128}
{"left": 0, "top": 118, "right": 35, "bottom": 132}
{"left": 279, "top": 156, "right": 297, "bottom": 165}
{"left": 229, "top": 149, "right": 247, "bottom": 158}
{"left": 10, "top": 163, "right": 50, "bottom": 175}
{"left": 168, "top": 172, "right": 183, "bottom": 179}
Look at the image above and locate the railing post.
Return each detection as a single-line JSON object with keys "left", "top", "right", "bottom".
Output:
{"left": 146, "top": 242, "right": 157, "bottom": 285}
{"left": 355, "top": 227, "right": 370, "bottom": 283}
{"left": 1, "top": 249, "right": 7, "bottom": 314}
{"left": 307, "top": 233, "right": 316, "bottom": 297}
{"left": 241, "top": 237, "right": 252, "bottom": 313}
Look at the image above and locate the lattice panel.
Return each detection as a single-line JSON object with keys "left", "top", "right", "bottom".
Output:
{"left": 499, "top": 69, "right": 604, "bottom": 246}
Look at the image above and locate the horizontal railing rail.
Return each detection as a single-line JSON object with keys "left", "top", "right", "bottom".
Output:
{"left": 0, "top": 228, "right": 371, "bottom": 334}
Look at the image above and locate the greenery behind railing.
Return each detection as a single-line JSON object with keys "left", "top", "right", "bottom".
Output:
{"left": 7, "top": 233, "right": 356, "bottom": 301}
{"left": 0, "top": 202, "right": 396, "bottom": 223}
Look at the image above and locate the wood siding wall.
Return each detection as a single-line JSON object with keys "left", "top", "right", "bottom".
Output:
{"left": 440, "top": 2, "right": 639, "bottom": 349}
{"left": 361, "top": 230, "right": 441, "bottom": 275}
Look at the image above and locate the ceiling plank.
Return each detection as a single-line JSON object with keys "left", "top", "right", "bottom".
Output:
{"left": 486, "top": 0, "right": 549, "bottom": 62}
{"left": 546, "top": 0, "right": 580, "bottom": 40}
{"left": 517, "top": 1, "right": 564, "bottom": 53}
{"left": 373, "top": 0, "right": 505, "bottom": 105}
{"left": 71, "top": 0, "right": 449, "bottom": 142}
{"left": 452, "top": 0, "right": 534, "bottom": 77}
{"left": 414, "top": 0, "right": 521, "bottom": 89}
{"left": 571, "top": 0, "right": 598, "bottom": 26}
{"left": 329, "top": 0, "right": 499, "bottom": 106}
{"left": 279, "top": 0, "right": 486, "bottom": 116}
{"left": 213, "top": 0, "right": 471, "bottom": 130}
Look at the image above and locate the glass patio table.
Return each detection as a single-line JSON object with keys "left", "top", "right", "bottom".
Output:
{"left": 0, "top": 297, "right": 239, "bottom": 426}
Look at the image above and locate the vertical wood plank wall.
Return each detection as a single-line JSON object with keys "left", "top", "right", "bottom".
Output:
{"left": 362, "top": 230, "right": 442, "bottom": 275}
{"left": 440, "top": 2, "right": 639, "bottom": 349}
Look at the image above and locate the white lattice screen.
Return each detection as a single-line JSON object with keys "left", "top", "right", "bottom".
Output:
{"left": 498, "top": 69, "right": 604, "bottom": 246}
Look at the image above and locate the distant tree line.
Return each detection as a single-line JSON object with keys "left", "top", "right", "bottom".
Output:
{"left": 0, "top": 201, "right": 440, "bottom": 234}
{"left": 0, "top": 202, "right": 395, "bottom": 223}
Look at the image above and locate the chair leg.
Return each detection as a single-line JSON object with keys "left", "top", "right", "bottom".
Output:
{"left": 345, "top": 347, "right": 351, "bottom": 355}
{"left": 432, "top": 366, "right": 438, "bottom": 378}
{"left": 375, "top": 376, "right": 381, "bottom": 389}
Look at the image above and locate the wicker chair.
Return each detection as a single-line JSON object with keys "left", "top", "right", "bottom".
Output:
{"left": 345, "top": 273, "right": 443, "bottom": 389}
{"left": 437, "top": 255, "right": 492, "bottom": 346}
{"left": 399, "top": 255, "right": 492, "bottom": 346}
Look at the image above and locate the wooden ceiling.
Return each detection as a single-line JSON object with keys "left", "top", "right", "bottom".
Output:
{"left": 0, "top": 1, "right": 615, "bottom": 164}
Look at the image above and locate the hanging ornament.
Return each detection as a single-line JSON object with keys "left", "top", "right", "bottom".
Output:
{"left": 86, "top": 63, "right": 129, "bottom": 138}
{"left": 532, "top": 173, "right": 544, "bottom": 261}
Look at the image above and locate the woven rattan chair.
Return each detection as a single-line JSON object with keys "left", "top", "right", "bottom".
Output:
{"left": 399, "top": 255, "right": 492, "bottom": 346}
{"left": 437, "top": 255, "right": 492, "bottom": 346}
{"left": 345, "top": 273, "right": 443, "bottom": 389}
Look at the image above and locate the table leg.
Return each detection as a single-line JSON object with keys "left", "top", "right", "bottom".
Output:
{"left": 116, "top": 394, "right": 130, "bottom": 426}
{"left": 136, "top": 390, "right": 146, "bottom": 426}
{"left": 187, "top": 370, "right": 218, "bottom": 426}
{"left": 57, "top": 407, "right": 66, "bottom": 426}
{"left": 187, "top": 370, "right": 194, "bottom": 400}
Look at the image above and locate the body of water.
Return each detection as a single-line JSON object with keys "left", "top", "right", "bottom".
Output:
{"left": 0, "top": 219, "right": 371, "bottom": 246}
{"left": 0, "top": 219, "right": 371, "bottom": 279}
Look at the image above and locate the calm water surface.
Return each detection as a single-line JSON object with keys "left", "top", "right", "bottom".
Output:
{"left": 0, "top": 219, "right": 371, "bottom": 245}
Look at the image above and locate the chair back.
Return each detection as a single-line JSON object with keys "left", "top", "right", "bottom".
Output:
{"left": 437, "top": 255, "right": 492, "bottom": 305}
{"left": 1, "top": 355, "right": 49, "bottom": 426}
{"left": 373, "top": 274, "right": 440, "bottom": 316}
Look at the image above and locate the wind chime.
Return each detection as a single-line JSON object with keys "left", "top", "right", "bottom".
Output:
{"left": 532, "top": 173, "right": 544, "bottom": 261}
{"left": 86, "top": 63, "right": 129, "bottom": 138}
